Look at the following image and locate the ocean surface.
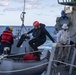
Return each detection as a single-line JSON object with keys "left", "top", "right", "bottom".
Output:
{"left": 0, "top": 26, "right": 56, "bottom": 47}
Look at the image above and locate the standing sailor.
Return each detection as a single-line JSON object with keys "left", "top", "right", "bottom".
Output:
{"left": 56, "top": 24, "right": 70, "bottom": 64}
{"left": 25, "top": 21, "right": 55, "bottom": 60}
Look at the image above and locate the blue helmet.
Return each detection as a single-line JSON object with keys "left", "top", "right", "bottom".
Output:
{"left": 5, "top": 26, "right": 10, "bottom": 30}
{"left": 61, "top": 10, "right": 65, "bottom": 15}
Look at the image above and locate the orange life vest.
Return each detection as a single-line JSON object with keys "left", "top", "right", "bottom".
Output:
{"left": 1, "top": 30, "right": 13, "bottom": 44}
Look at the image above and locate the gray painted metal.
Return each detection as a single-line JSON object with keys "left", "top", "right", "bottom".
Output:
{"left": 0, "top": 38, "right": 50, "bottom": 75}
{"left": 0, "top": 58, "right": 48, "bottom": 75}
{"left": 11, "top": 39, "right": 32, "bottom": 54}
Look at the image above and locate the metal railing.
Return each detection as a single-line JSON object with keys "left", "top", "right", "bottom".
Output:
{"left": 57, "top": 0, "right": 74, "bottom": 3}
{"left": 45, "top": 43, "right": 76, "bottom": 75}
{"left": 0, "top": 43, "right": 76, "bottom": 75}
{"left": 57, "top": 0, "right": 76, "bottom": 6}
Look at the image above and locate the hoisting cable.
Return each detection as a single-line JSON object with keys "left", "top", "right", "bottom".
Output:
{"left": 20, "top": 0, "right": 26, "bottom": 27}
{"left": 17, "top": 0, "right": 27, "bottom": 37}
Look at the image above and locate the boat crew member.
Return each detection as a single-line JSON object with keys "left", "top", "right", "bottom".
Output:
{"left": 55, "top": 10, "right": 69, "bottom": 33}
{"left": 0, "top": 26, "right": 14, "bottom": 55}
{"left": 60, "top": 10, "right": 68, "bottom": 20}
{"left": 25, "top": 21, "right": 55, "bottom": 60}
{"left": 56, "top": 23, "right": 70, "bottom": 64}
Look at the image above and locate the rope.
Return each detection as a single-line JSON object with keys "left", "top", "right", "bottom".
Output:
{"left": 0, "top": 62, "right": 48, "bottom": 73}
{"left": 17, "top": 0, "right": 27, "bottom": 37}
{"left": 53, "top": 59, "right": 76, "bottom": 68}
{"left": 0, "top": 50, "right": 49, "bottom": 73}
{"left": 52, "top": 44, "right": 76, "bottom": 67}
{"left": 0, "top": 46, "right": 76, "bottom": 73}
{"left": 0, "top": 54, "right": 8, "bottom": 60}
{"left": 8, "top": 50, "right": 44, "bottom": 57}
{"left": 1, "top": 58, "right": 76, "bottom": 73}
{"left": 56, "top": 44, "right": 75, "bottom": 47}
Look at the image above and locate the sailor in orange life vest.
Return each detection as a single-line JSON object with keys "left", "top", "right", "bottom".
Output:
{"left": 25, "top": 21, "right": 55, "bottom": 60}
{"left": 0, "top": 26, "right": 14, "bottom": 55}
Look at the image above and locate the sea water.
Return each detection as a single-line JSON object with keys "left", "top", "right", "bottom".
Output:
{"left": 0, "top": 26, "right": 56, "bottom": 53}
{"left": 0, "top": 26, "right": 56, "bottom": 46}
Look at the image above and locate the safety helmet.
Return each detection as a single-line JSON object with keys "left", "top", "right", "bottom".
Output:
{"left": 5, "top": 26, "right": 10, "bottom": 30}
{"left": 9, "top": 26, "right": 13, "bottom": 31}
{"left": 33, "top": 21, "right": 40, "bottom": 27}
{"left": 61, "top": 10, "right": 65, "bottom": 15}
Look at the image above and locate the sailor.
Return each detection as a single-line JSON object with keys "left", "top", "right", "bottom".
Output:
{"left": 55, "top": 10, "right": 69, "bottom": 33}
{"left": 56, "top": 23, "right": 70, "bottom": 64}
{"left": 25, "top": 21, "right": 55, "bottom": 60}
{"left": 60, "top": 10, "right": 68, "bottom": 20}
{"left": 0, "top": 26, "right": 14, "bottom": 55}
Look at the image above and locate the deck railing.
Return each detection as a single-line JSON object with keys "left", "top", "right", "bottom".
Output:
{"left": 58, "top": 0, "right": 75, "bottom": 3}
{"left": 45, "top": 43, "right": 76, "bottom": 75}
{"left": 57, "top": 0, "right": 76, "bottom": 6}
